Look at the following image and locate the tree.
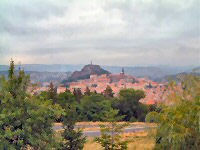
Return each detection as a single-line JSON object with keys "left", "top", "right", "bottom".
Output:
{"left": 73, "top": 88, "right": 83, "bottom": 103}
{"left": 94, "top": 90, "right": 97, "bottom": 94}
{"left": 95, "top": 109, "right": 128, "bottom": 150}
{"left": 0, "top": 60, "right": 62, "bottom": 149}
{"left": 48, "top": 82, "right": 57, "bottom": 104}
{"left": 57, "top": 91, "right": 76, "bottom": 107}
{"left": 8, "top": 58, "right": 15, "bottom": 79}
{"left": 65, "top": 88, "right": 71, "bottom": 93}
{"left": 113, "top": 89, "right": 147, "bottom": 121}
{"left": 152, "top": 75, "right": 200, "bottom": 150}
{"left": 103, "top": 85, "right": 114, "bottom": 98}
{"left": 80, "top": 93, "right": 112, "bottom": 121}
{"left": 56, "top": 90, "right": 85, "bottom": 149}
{"left": 84, "top": 86, "right": 91, "bottom": 96}
{"left": 55, "top": 91, "right": 78, "bottom": 122}
{"left": 61, "top": 105, "right": 86, "bottom": 150}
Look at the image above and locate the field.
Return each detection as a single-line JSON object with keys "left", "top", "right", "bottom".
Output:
{"left": 84, "top": 130, "right": 156, "bottom": 150}
{"left": 55, "top": 122, "right": 156, "bottom": 150}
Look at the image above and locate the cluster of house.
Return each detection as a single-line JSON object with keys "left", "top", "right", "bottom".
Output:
{"left": 31, "top": 70, "right": 169, "bottom": 105}
{"left": 68, "top": 71, "right": 168, "bottom": 105}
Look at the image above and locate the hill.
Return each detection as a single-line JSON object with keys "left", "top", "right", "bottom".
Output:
{"left": 103, "top": 66, "right": 167, "bottom": 80}
{"left": 0, "top": 64, "right": 83, "bottom": 72}
{"left": 0, "top": 71, "right": 71, "bottom": 85}
{"left": 192, "top": 66, "right": 200, "bottom": 73}
{"left": 1, "top": 64, "right": 198, "bottom": 82}
{"left": 66, "top": 64, "right": 110, "bottom": 82}
{"left": 155, "top": 71, "right": 200, "bottom": 82}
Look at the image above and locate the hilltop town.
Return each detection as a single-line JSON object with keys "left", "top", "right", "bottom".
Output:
{"left": 32, "top": 64, "right": 168, "bottom": 105}
{"left": 69, "top": 68, "right": 168, "bottom": 105}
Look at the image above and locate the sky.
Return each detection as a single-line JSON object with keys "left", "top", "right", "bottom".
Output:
{"left": 0, "top": 0, "right": 199, "bottom": 66}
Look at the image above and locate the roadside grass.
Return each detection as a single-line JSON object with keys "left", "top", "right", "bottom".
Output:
{"left": 54, "top": 122, "right": 156, "bottom": 150}
{"left": 55, "top": 122, "right": 156, "bottom": 126}
{"left": 84, "top": 130, "right": 156, "bottom": 150}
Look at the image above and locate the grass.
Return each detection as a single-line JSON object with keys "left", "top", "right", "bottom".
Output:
{"left": 84, "top": 130, "right": 155, "bottom": 150}
{"left": 54, "top": 122, "right": 156, "bottom": 150}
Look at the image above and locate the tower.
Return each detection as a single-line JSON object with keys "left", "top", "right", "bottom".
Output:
{"left": 121, "top": 67, "right": 125, "bottom": 75}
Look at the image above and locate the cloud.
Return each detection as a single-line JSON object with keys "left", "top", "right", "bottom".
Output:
{"left": 0, "top": 0, "right": 199, "bottom": 66}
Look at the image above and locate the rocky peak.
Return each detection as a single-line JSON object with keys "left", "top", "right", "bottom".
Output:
{"left": 67, "top": 64, "right": 110, "bottom": 82}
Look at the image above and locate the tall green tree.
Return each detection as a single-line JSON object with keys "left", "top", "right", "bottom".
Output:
{"left": 61, "top": 105, "right": 86, "bottom": 150}
{"left": 48, "top": 82, "right": 57, "bottom": 104}
{"left": 56, "top": 90, "right": 85, "bottom": 149}
{"left": 8, "top": 59, "right": 15, "bottom": 79}
{"left": 113, "top": 89, "right": 147, "bottom": 121}
{"left": 0, "top": 60, "right": 62, "bottom": 149}
{"left": 95, "top": 109, "right": 128, "bottom": 150}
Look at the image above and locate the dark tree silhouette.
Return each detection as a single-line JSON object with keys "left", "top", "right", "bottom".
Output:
{"left": 84, "top": 86, "right": 91, "bottom": 96}
{"left": 103, "top": 85, "right": 114, "bottom": 98}
{"left": 73, "top": 88, "right": 83, "bottom": 103}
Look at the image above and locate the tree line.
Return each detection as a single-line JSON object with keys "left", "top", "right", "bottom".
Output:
{"left": 41, "top": 81, "right": 151, "bottom": 123}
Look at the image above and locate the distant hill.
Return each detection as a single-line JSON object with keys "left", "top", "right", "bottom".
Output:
{"left": 157, "top": 72, "right": 200, "bottom": 82}
{"left": 66, "top": 64, "right": 110, "bottom": 82}
{"left": 28, "top": 71, "right": 71, "bottom": 85}
{"left": 103, "top": 66, "right": 167, "bottom": 80}
{"left": 0, "top": 64, "right": 83, "bottom": 72}
{"left": 1, "top": 64, "right": 198, "bottom": 82}
{"left": 0, "top": 71, "right": 71, "bottom": 85}
{"left": 0, "top": 65, "right": 9, "bottom": 71}
{"left": 192, "top": 66, "right": 200, "bottom": 73}
{"left": 154, "top": 66, "right": 200, "bottom": 82}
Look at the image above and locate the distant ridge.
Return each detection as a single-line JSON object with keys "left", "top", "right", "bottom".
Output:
{"left": 1, "top": 64, "right": 198, "bottom": 82}
{"left": 0, "top": 70, "right": 71, "bottom": 85}
{"left": 192, "top": 66, "right": 200, "bottom": 73}
{"left": 0, "top": 64, "right": 83, "bottom": 72}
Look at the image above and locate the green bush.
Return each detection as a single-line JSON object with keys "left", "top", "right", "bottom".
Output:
{"left": 154, "top": 75, "right": 200, "bottom": 150}
{"left": 145, "top": 111, "right": 160, "bottom": 123}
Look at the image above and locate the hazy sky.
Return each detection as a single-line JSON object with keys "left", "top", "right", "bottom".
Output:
{"left": 0, "top": 0, "right": 199, "bottom": 66}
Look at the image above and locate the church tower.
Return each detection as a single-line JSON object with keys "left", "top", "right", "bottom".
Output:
{"left": 121, "top": 67, "right": 125, "bottom": 75}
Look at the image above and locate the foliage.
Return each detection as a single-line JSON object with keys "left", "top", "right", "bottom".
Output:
{"left": 61, "top": 105, "right": 86, "bottom": 150}
{"left": 154, "top": 75, "right": 200, "bottom": 150}
{"left": 95, "top": 109, "right": 129, "bottom": 150}
{"left": 113, "top": 88, "right": 148, "bottom": 121}
{"left": 84, "top": 86, "right": 91, "bottom": 96}
{"left": 145, "top": 104, "right": 162, "bottom": 123}
{"left": 80, "top": 93, "right": 113, "bottom": 121}
{"left": 73, "top": 88, "right": 83, "bottom": 103}
{"left": 48, "top": 82, "right": 57, "bottom": 104}
{"left": 57, "top": 91, "right": 77, "bottom": 108}
{"left": 103, "top": 85, "right": 114, "bottom": 98}
{"left": 54, "top": 89, "right": 86, "bottom": 149}
{"left": 145, "top": 111, "right": 161, "bottom": 123}
{"left": 0, "top": 60, "right": 62, "bottom": 149}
